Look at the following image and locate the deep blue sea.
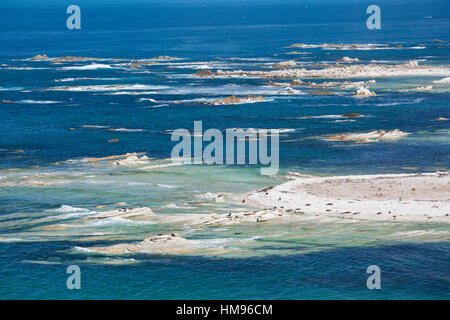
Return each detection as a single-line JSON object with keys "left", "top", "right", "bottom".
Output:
{"left": 0, "top": 0, "right": 449, "bottom": 299}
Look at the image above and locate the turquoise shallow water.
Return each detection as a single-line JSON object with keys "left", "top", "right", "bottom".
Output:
{"left": 0, "top": 0, "right": 449, "bottom": 299}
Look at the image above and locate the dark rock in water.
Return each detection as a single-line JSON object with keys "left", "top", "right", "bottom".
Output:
{"left": 208, "top": 95, "right": 263, "bottom": 105}
{"left": 272, "top": 60, "right": 296, "bottom": 69}
{"left": 152, "top": 55, "right": 179, "bottom": 61}
{"left": 52, "top": 56, "right": 100, "bottom": 62}
{"left": 307, "top": 90, "right": 335, "bottom": 95}
{"left": 196, "top": 70, "right": 214, "bottom": 77}
{"left": 343, "top": 113, "right": 362, "bottom": 118}
{"left": 29, "top": 54, "right": 48, "bottom": 61}
{"left": 130, "top": 61, "right": 158, "bottom": 69}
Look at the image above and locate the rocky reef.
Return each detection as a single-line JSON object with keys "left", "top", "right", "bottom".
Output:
{"left": 208, "top": 95, "right": 264, "bottom": 105}
{"left": 324, "top": 129, "right": 408, "bottom": 143}
{"left": 272, "top": 60, "right": 297, "bottom": 69}
{"left": 337, "top": 57, "right": 360, "bottom": 63}
{"left": 354, "top": 86, "right": 376, "bottom": 96}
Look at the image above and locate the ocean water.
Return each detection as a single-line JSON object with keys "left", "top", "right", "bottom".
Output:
{"left": 0, "top": 0, "right": 449, "bottom": 299}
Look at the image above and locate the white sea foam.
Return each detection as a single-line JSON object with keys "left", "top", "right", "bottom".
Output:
{"left": 55, "top": 77, "right": 119, "bottom": 82}
{"left": 143, "top": 104, "right": 170, "bottom": 108}
{"left": 20, "top": 260, "right": 62, "bottom": 265}
{"left": 161, "top": 203, "right": 180, "bottom": 208}
{"left": 392, "top": 230, "right": 449, "bottom": 237}
{"left": 61, "top": 64, "right": 112, "bottom": 70}
{"left": 433, "top": 77, "right": 450, "bottom": 84}
{"left": 0, "top": 237, "right": 23, "bottom": 242}
{"left": 86, "top": 217, "right": 156, "bottom": 226}
{"left": 0, "top": 87, "right": 25, "bottom": 91}
{"left": 399, "top": 85, "right": 433, "bottom": 92}
{"left": 104, "top": 91, "right": 158, "bottom": 95}
{"left": 48, "top": 84, "right": 168, "bottom": 92}
{"left": 108, "top": 128, "right": 145, "bottom": 132}
{"left": 138, "top": 98, "right": 158, "bottom": 103}
{"left": 73, "top": 246, "right": 93, "bottom": 253}
{"left": 47, "top": 205, "right": 90, "bottom": 213}
{"left": 16, "top": 100, "right": 62, "bottom": 104}
{"left": 376, "top": 98, "right": 424, "bottom": 107}
{"left": 297, "top": 114, "right": 343, "bottom": 119}
{"left": 5, "top": 67, "right": 49, "bottom": 70}
{"left": 81, "top": 125, "right": 110, "bottom": 129}
{"left": 161, "top": 84, "right": 295, "bottom": 96}
{"left": 157, "top": 184, "right": 178, "bottom": 189}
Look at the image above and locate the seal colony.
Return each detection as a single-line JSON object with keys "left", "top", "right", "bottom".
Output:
{"left": 2, "top": 41, "right": 449, "bottom": 259}
{"left": 42, "top": 172, "right": 449, "bottom": 256}
{"left": 245, "top": 172, "right": 450, "bottom": 223}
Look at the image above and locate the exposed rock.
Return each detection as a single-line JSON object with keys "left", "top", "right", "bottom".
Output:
{"left": 433, "top": 77, "right": 450, "bottom": 84}
{"left": 83, "top": 153, "right": 148, "bottom": 164}
{"left": 290, "top": 79, "right": 305, "bottom": 86}
{"left": 130, "top": 61, "right": 158, "bottom": 69}
{"left": 152, "top": 56, "right": 179, "bottom": 61}
{"left": 354, "top": 86, "right": 376, "bottom": 96}
{"left": 404, "top": 60, "right": 420, "bottom": 67}
{"left": 84, "top": 233, "right": 204, "bottom": 255}
{"left": 307, "top": 90, "right": 335, "bottom": 95}
{"left": 342, "top": 113, "right": 362, "bottom": 118}
{"left": 29, "top": 54, "right": 48, "bottom": 61}
{"left": 272, "top": 60, "right": 297, "bottom": 69}
{"left": 337, "top": 57, "right": 360, "bottom": 63}
{"left": 195, "top": 70, "right": 215, "bottom": 77}
{"left": 265, "top": 81, "right": 289, "bottom": 87}
{"left": 211, "top": 62, "right": 449, "bottom": 80}
{"left": 52, "top": 56, "right": 100, "bottom": 62}
{"left": 415, "top": 85, "right": 433, "bottom": 91}
{"left": 285, "top": 51, "right": 309, "bottom": 55}
{"left": 40, "top": 224, "right": 71, "bottom": 231}
{"left": 86, "top": 207, "right": 155, "bottom": 220}
{"left": 287, "top": 43, "right": 319, "bottom": 48}
{"left": 246, "top": 172, "right": 450, "bottom": 223}
{"left": 208, "top": 95, "right": 264, "bottom": 105}
{"left": 111, "top": 154, "right": 150, "bottom": 166}
{"left": 188, "top": 209, "right": 287, "bottom": 227}
{"left": 277, "top": 89, "right": 297, "bottom": 95}
{"left": 324, "top": 129, "right": 408, "bottom": 143}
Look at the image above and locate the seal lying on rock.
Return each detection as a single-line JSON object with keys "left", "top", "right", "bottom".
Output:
{"left": 188, "top": 209, "right": 287, "bottom": 227}
{"left": 82, "top": 233, "right": 227, "bottom": 255}
{"left": 85, "top": 207, "right": 155, "bottom": 220}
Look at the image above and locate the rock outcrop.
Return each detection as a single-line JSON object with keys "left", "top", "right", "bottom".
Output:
{"left": 29, "top": 54, "right": 48, "bottom": 61}
{"left": 307, "top": 90, "right": 335, "bottom": 95}
{"left": 195, "top": 70, "right": 215, "bottom": 77}
{"left": 342, "top": 113, "right": 362, "bottom": 118}
{"left": 86, "top": 207, "right": 155, "bottom": 220}
{"left": 337, "top": 57, "right": 360, "bottom": 63}
{"left": 208, "top": 95, "right": 264, "bottom": 105}
{"left": 324, "top": 129, "right": 408, "bottom": 143}
{"left": 354, "top": 86, "right": 376, "bottom": 96}
{"left": 85, "top": 233, "right": 204, "bottom": 255}
{"left": 272, "top": 60, "right": 297, "bottom": 69}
